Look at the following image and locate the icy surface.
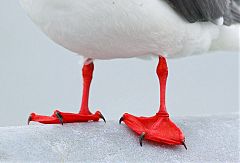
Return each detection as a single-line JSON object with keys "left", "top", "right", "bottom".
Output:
{"left": 0, "top": 114, "right": 239, "bottom": 162}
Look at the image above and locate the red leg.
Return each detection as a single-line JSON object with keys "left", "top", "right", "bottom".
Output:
{"left": 120, "top": 56, "right": 186, "bottom": 149}
{"left": 28, "top": 61, "right": 105, "bottom": 125}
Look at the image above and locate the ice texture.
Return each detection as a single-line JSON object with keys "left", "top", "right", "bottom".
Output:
{"left": 0, "top": 114, "right": 239, "bottom": 162}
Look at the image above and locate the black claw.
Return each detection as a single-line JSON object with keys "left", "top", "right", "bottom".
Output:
{"left": 27, "top": 115, "right": 32, "bottom": 125}
{"left": 119, "top": 117, "right": 124, "bottom": 124}
{"left": 139, "top": 132, "right": 146, "bottom": 147}
{"left": 55, "top": 111, "right": 63, "bottom": 125}
{"left": 182, "top": 141, "right": 187, "bottom": 150}
{"left": 99, "top": 113, "right": 106, "bottom": 123}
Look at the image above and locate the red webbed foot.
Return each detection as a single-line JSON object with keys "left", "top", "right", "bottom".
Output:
{"left": 120, "top": 112, "right": 186, "bottom": 149}
{"left": 120, "top": 56, "right": 186, "bottom": 149}
{"left": 28, "top": 61, "right": 106, "bottom": 125}
{"left": 28, "top": 110, "right": 106, "bottom": 125}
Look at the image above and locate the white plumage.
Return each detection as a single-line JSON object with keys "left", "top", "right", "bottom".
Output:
{"left": 19, "top": 0, "right": 239, "bottom": 59}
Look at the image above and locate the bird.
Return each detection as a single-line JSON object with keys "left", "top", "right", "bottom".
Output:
{"left": 20, "top": 0, "right": 239, "bottom": 149}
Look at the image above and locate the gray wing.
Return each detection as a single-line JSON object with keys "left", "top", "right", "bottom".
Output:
{"left": 224, "top": 0, "right": 240, "bottom": 25}
{"left": 166, "top": 0, "right": 240, "bottom": 25}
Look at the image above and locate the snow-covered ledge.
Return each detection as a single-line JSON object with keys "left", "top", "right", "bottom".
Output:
{"left": 0, "top": 114, "right": 238, "bottom": 162}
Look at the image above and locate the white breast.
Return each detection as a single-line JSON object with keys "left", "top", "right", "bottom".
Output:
{"left": 20, "top": 0, "right": 221, "bottom": 59}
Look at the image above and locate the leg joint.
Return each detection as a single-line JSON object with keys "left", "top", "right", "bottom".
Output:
{"left": 156, "top": 57, "right": 168, "bottom": 77}
{"left": 82, "top": 63, "right": 94, "bottom": 79}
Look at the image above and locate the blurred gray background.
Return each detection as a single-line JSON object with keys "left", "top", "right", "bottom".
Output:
{"left": 0, "top": 0, "right": 239, "bottom": 127}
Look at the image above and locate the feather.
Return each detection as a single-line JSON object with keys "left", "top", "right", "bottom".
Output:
{"left": 166, "top": 0, "right": 240, "bottom": 25}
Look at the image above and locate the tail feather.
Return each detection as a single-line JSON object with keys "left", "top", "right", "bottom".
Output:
{"left": 223, "top": 0, "right": 240, "bottom": 25}
{"left": 231, "top": 1, "right": 240, "bottom": 23}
